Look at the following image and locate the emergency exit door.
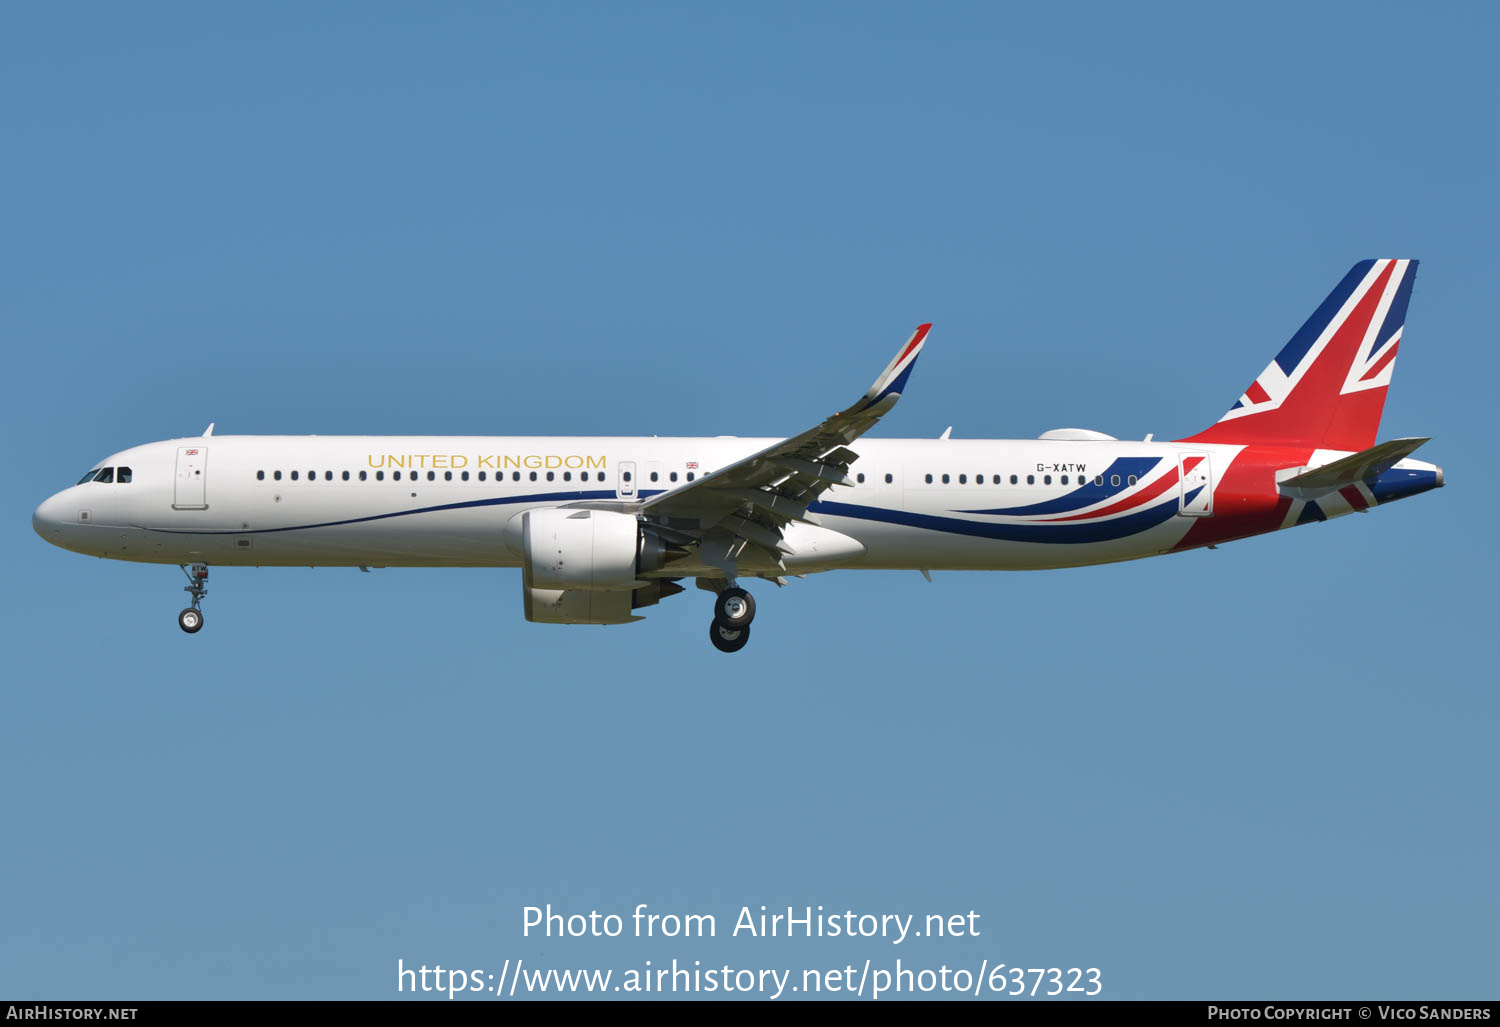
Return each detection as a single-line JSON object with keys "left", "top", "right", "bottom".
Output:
{"left": 174, "top": 446, "right": 208, "bottom": 509}
{"left": 1177, "top": 452, "right": 1212, "bottom": 517}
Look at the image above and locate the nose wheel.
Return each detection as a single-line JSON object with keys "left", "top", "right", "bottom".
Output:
{"left": 178, "top": 563, "right": 208, "bottom": 634}
{"left": 709, "top": 585, "right": 756, "bottom": 652}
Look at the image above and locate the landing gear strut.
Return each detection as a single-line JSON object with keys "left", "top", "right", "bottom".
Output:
{"left": 178, "top": 563, "right": 208, "bottom": 634}
{"left": 709, "top": 585, "right": 756, "bottom": 653}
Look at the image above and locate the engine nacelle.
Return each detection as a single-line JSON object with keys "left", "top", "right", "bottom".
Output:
{"left": 523, "top": 586, "right": 638, "bottom": 625}
{"left": 523, "top": 508, "right": 644, "bottom": 592}
{"left": 520, "top": 508, "right": 679, "bottom": 624}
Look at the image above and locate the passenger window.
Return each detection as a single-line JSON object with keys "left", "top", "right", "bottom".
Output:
{"left": 670, "top": 472, "right": 678, "bottom": 482}
{"left": 857, "top": 473, "right": 865, "bottom": 484}
{"left": 958, "top": 474, "right": 967, "bottom": 484}
{"left": 885, "top": 473, "right": 893, "bottom": 484}
{"left": 1061, "top": 474, "right": 1069, "bottom": 485}
{"left": 291, "top": 471, "right": 299, "bottom": 481}
{"left": 309, "top": 470, "right": 316, "bottom": 480}
{"left": 563, "top": 471, "right": 571, "bottom": 482}
{"left": 530, "top": 471, "right": 538, "bottom": 481}
{"left": 274, "top": 470, "right": 283, "bottom": 481}
{"left": 479, "top": 471, "right": 487, "bottom": 481}
{"left": 992, "top": 475, "right": 1000, "bottom": 484}
{"left": 257, "top": 470, "right": 265, "bottom": 481}
{"left": 1095, "top": 476, "right": 1103, "bottom": 486}
{"left": 324, "top": 471, "right": 332, "bottom": 481}
{"left": 1044, "top": 474, "right": 1052, "bottom": 485}
{"left": 650, "top": 471, "right": 659, "bottom": 482}
{"left": 360, "top": 471, "right": 367, "bottom": 481}
{"left": 342, "top": 470, "right": 350, "bottom": 481}
{"left": 513, "top": 471, "right": 521, "bottom": 481}
{"left": 376, "top": 471, "right": 384, "bottom": 481}
{"left": 687, "top": 472, "right": 695, "bottom": 481}
{"left": 461, "top": 471, "right": 468, "bottom": 481}
{"left": 1111, "top": 475, "right": 1120, "bottom": 486}
{"left": 925, "top": 474, "right": 932, "bottom": 484}
{"left": 427, "top": 471, "right": 435, "bottom": 481}
{"left": 1010, "top": 475, "right": 1018, "bottom": 484}
{"left": 1027, "top": 474, "right": 1035, "bottom": 484}
{"left": 942, "top": 474, "right": 950, "bottom": 484}
{"left": 1128, "top": 475, "right": 1137, "bottom": 485}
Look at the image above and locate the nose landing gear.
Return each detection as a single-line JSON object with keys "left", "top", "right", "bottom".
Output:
{"left": 178, "top": 563, "right": 208, "bottom": 634}
{"left": 709, "top": 585, "right": 756, "bottom": 653}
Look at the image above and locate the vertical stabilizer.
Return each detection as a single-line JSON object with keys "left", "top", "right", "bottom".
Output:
{"left": 1180, "top": 259, "right": 1417, "bottom": 451}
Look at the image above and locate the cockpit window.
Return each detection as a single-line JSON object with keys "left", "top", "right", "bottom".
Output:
{"left": 94, "top": 467, "right": 115, "bottom": 483}
{"left": 78, "top": 469, "right": 101, "bottom": 485}
{"left": 117, "top": 466, "right": 132, "bottom": 483}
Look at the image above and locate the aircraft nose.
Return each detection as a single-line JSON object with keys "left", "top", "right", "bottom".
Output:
{"left": 33, "top": 492, "right": 66, "bottom": 540}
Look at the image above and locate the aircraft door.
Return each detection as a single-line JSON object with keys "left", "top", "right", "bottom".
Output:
{"left": 1177, "top": 452, "right": 1212, "bottom": 517}
{"left": 618, "top": 460, "right": 637, "bottom": 500}
{"left": 174, "top": 446, "right": 208, "bottom": 509}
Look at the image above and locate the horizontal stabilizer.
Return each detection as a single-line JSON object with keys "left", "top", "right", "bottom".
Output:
{"left": 1277, "top": 437, "right": 1430, "bottom": 498}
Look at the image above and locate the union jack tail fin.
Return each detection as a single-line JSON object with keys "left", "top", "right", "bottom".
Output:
{"left": 1181, "top": 259, "right": 1418, "bottom": 451}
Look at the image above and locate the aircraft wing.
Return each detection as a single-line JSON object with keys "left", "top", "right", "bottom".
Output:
{"left": 635, "top": 323, "right": 930, "bottom": 565}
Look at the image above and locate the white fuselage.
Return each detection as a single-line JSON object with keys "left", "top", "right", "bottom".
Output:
{"left": 36, "top": 433, "right": 1253, "bottom": 574}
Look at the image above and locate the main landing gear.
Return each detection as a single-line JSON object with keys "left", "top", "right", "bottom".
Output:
{"left": 709, "top": 585, "right": 756, "bottom": 653}
{"left": 178, "top": 563, "right": 208, "bottom": 634}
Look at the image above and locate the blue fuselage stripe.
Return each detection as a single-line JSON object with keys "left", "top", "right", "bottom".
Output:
{"left": 153, "top": 487, "right": 1200, "bottom": 547}
{"left": 956, "top": 456, "right": 1162, "bottom": 517}
{"left": 149, "top": 489, "right": 620, "bottom": 535}
{"left": 814, "top": 489, "right": 1196, "bottom": 544}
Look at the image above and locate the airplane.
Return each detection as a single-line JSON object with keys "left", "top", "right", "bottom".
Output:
{"left": 33, "top": 259, "right": 1443, "bottom": 652}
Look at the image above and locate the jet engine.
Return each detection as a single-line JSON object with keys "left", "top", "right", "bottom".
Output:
{"left": 520, "top": 508, "right": 679, "bottom": 624}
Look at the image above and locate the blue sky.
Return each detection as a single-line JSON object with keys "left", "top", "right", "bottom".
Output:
{"left": 3, "top": 2, "right": 1495, "bottom": 1000}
